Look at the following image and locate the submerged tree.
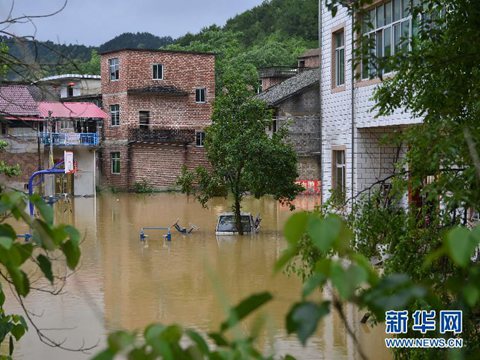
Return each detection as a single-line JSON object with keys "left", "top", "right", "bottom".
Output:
{"left": 177, "top": 77, "right": 302, "bottom": 235}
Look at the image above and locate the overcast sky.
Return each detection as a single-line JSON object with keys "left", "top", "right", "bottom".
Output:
{"left": 1, "top": 0, "right": 265, "bottom": 46}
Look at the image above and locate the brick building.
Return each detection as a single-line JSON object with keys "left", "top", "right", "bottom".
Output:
{"left": 99, "top": 49, "right": 215, "bottom": 190}
{"left": 256, "top": 49, "right": 321, "bottom": 194}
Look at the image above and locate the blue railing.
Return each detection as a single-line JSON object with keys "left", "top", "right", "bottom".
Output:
{"left": 40, "top": 133, "right": 99, "bottom": 146}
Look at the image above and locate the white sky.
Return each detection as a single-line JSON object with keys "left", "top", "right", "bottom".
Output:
{"left": 1, "top": 0, "right": 265, "bottom": 46}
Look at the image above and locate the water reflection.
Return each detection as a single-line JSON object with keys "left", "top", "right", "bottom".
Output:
{"left": 5, "top": 193, "right": 390, "bottom": 359}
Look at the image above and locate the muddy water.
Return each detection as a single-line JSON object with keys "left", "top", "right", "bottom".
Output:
{"left": 6, "top": 193, "right": 391, "bottom": 359}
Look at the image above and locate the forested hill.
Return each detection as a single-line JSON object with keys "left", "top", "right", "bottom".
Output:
{"left": 2, "top": 0, "right": 318, "bottom": 84}
{"left": 98, "top": 32, "right": 174, "bottom": 53}
{"left": 169, "top": 0, "right": 318, "bottom": 92}
{"left": 1, "top": 32, "right": 174, "bottom": 80}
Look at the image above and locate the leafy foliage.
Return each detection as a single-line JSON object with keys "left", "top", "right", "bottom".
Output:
{"left": 98, "top": 32, "right": 174, "bottom": 53}
{"left": 177, "top": 79, "right": 302, "bottom": 234}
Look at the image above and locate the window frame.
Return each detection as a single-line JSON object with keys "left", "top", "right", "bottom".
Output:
{"left": 139, "top": 111, "right": 150, "bottom": 129}
{"left": 360, "top": 0, "right": 413, "bottom": 80}
{"left": 332, "top": 149, "right": 346, "bottom": 200}
{"left": 111, "top": 152, "right": 120, "bottom": 175}
{"left": 195, "top": 88, "right": 206, "bottom": 103}
{"left": 333, "top": 29, "right": 346, "bottom": 88}
{"left": 109, "top": 58, "right": 119, "bottom": 81}
{"left": 110, "top": 104, "right": 120, "bottom": 127}
{"left": 195, "top": 130, "right": 205, "bottom": 147}
{"left": 152, "top": 63, "right": 163, "bottom": 80}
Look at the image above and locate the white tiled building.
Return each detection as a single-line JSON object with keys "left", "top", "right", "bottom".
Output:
{"left": 320, "top": 1, "right": 421, "bottom": 204}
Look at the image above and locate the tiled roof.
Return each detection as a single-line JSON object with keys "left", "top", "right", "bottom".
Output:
{"left": 256, "top": 68, "right": 320, "bottom": 106}
{"left": 38, "top": 102, "right": 108, "bottom": 119}
{"left": 299, "top": 48, "right": 320, "bottom": 58}
{"left": 127, "top": 86, "right": 188, "bottom": 96}
{"left": 0, "top": 85, "right": 39, "bottom": 117}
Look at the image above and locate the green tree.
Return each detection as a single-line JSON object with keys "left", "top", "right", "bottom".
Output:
{"left": 177, "top": 78, "right": 302, "bottom": 235}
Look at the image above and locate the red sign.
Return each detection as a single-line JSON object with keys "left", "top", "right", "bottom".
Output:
{"left": 295, "top": 180, "right": 321, "bottom": 195}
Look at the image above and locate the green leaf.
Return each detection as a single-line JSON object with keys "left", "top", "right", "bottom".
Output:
{"left": 220, "top": 292, "right": 273, "bottom": 332}
{"left": 107, "top": 331, "right": 135, "bottom": 353}
{"left": 186, "top": 329, "right": 210, "bottom": 355}
{"left": 0, "top": 224, "right": 17, "bottom": 239}
{"left": 145, "top": 324, "right": 165, "bottom": 342}
{"left": 445, "top": 227, "right": 478, "bottom": 267}
{"left": 463, "top": 283, "right": 479, "bottom": 307}
{"left": 30, "top": 195, "right": 54, "bottom": 225}
{"left": 61, "top": 239, "right": 81, "bottom": 270}
{"left": 307, "top": 216, "right": 341, "bottom": 253}
{"left": 9, "top": 335, "right": 13, "bottom": 356}
{"left": 7, "top": 266, "right": 29, "bottom": 297}
{"left": 91, "top": 349, "right": 116, "bottom": 360}
{"left": 286, "top": 301, "right": 330, "bottom": 345}
{"left": 10, "top": 323, "right": 26, "bottom": 341}
{"left": 151, "top": 339, "right": 173, "bottom": 360}
{"left": 274, "top": 246, "right": 298, "bottom": 273}
{"left": 208, "top": 332, "right": 229, "bottom": 347}
{"left": 302, "top": 273, "right": 326, "bottom": 298}
{"left": 284, "top": 212, "right": 309, "bottom": 245}
{"left": 0, "top": 237, "right": 13, "bottom": 250}
{"left": 36, "top": 254, "right": 54, "bottom": 284}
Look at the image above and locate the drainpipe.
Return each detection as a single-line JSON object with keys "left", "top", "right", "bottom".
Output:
{"left": 319, "top": 0, "right": 323, "bottom": 200}
{"left": 350, "top": 14, "right": 356, "bottom": 208}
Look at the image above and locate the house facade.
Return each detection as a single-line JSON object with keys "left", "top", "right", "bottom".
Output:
{"left": 0, "top": 84, "right": 107, "bottom": 196}
{"left": 257, "top": 66, "right": 321, "bottom": 192}
{"left": 100, "top": 49, "right": 215, "bottom": 190}
{"left": 320, "top": 2, "right": 420, "bottom": 203}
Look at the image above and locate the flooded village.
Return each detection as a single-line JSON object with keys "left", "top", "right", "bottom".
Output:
{"left": 0, "top": 0, "right": 479, "bottom": 359}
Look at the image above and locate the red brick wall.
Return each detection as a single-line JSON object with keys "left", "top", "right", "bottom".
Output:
{"left": 99, "top": 49, "right": 215, "bottom": 190}
{"left": 0, "top": 152, "right": 43, "bottom": 189}
{"left": 101, "top": 49, "right": 215, "bottom": 136}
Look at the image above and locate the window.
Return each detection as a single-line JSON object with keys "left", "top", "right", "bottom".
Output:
{"left": 152, "top": 64, "right": 163, "bottom": 80}
{"left": 361, "top": 0, "right": 413, "bottom": 79}
{"left": 139, "top": 111, "right": 150, "bottom": 129}
{"left": 333, "top": 150, "right": 346, "bottom": 200}
{"left": 195, "top": 131, "right": 205, "bottom": 147}
{"left": 195, "top": 88, "right": 206, "bottom": 103}
{"left": 333, "top": 30, "right": 345, "bottom": 87}
{"left": 67, "top": 85, "right": 74, "bottom": 97}
{"left": 111, "top": 152, "right": 120, "bottom": 174}
{"left": 110, "top": 104, "right": 120, "bottom": 126}
{"left": 109, "top": 58, "right": 119, "bottom": 81}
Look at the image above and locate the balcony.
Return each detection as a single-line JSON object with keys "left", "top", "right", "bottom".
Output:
{"left": 128, "top": 128, "right": 195, "bottom": 145}
{"left": 40, "top": 133, "right": 99, "bottom": 146}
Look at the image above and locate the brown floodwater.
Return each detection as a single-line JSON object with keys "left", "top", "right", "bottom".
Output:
{"left": 5, "top": 193, "right": 391, "bottom": 360}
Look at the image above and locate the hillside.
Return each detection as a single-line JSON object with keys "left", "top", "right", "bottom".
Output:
{"left": 1, "top": 32, "right": 174, "bottom": 80}
{"left": 1, "top": 0, "right": 318, "bottom": 86}
{"left": 169, "top": 0, "right": 318, "bottom": 91}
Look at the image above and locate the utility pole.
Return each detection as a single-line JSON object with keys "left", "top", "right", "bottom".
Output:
{"left": 48, "top": 111, "right": 54, "bottom": 196}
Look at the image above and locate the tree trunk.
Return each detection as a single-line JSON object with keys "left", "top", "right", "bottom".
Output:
{"left": 234, "top": 195, "right": 243, "bottom": 235}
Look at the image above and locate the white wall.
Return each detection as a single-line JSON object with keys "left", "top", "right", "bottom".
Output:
{"left": 320, "top": 3, "right": 419, "bottom": 204}
{"left": 73, "top": 148, "right": 96, "bottom": 196}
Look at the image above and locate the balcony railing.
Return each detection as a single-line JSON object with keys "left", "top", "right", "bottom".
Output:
{"left": 40, "top": 133, "right": 99, "bottom": 146}
{"left": 128, "top": 128, "right": 195, "bottom": 145}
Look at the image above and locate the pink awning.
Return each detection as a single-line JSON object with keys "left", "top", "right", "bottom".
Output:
{"left": 38, "top": 102, "right": 108, "bottom": 119}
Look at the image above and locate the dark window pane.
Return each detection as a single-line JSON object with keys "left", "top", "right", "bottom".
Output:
{"left": 385, "top": 1, "right": 392, "bottom": 24}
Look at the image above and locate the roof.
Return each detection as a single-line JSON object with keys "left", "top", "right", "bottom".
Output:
{"left": 256, "top": 68, "right": 320, "bottom": 106}
{"left": 38, "top": 102, "right": 108, "bottom": 119}
{"left": 299, "top": 48, "right": 320, "bottom": 58}
{"left": 37, "top": 74, "right": 101, "bottom": 82}
{"left": 99, "top": 48, "right": 215, "bottom": 57}
{"left": 127, "top": 86, "right": 188, "bottom": 96}
{"left": 0, "top": 85, "right": 39, "bottom": 117}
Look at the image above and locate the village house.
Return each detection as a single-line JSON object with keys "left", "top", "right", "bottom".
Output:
{"left": 99, "top": 48, "right": 215, "bottom": 191}
{"left": 0, "top": 83, "right": 107, "bottom": 196}
{"left": 319, "top": 1, "right": 420, "bottom": 204}
{"left": 36, "top": 74, "right": 102, "bottom": 107}
{"left": 257, "top": 49, "right": 321, "bottom": 194}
